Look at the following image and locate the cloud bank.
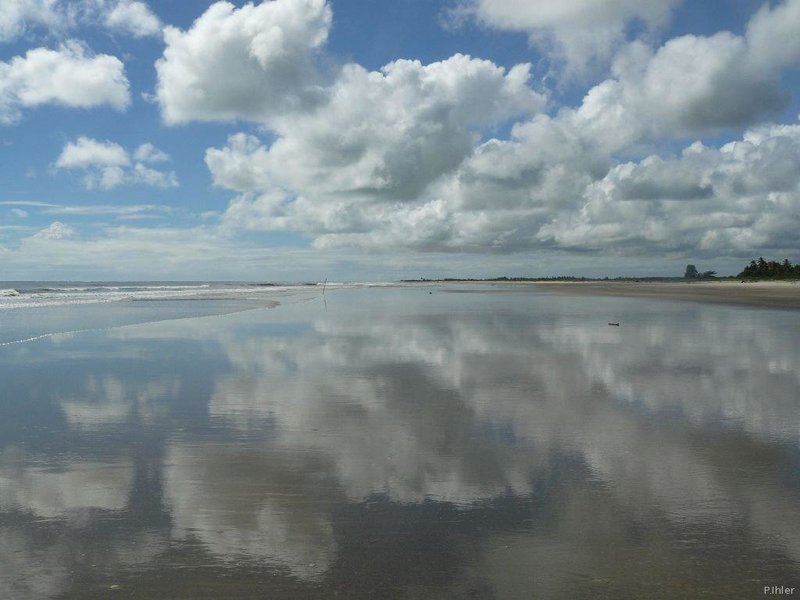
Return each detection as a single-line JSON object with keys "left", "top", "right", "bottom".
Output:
{"left": 5, "top": 0, "right": 800, "bottom": 277}
{"left": 187, "top": 0, "right": 800, "bottom": 262}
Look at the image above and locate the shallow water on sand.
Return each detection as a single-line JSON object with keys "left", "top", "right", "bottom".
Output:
{"left": 1, "top": 285, "right": 799, "bottom": 599}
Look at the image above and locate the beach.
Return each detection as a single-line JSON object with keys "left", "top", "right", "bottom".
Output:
{"left": 533, "top": 279, "right": 800, "bottom": 309}
{"left": 1, "top": 284, "right": 799, "bottom": 598}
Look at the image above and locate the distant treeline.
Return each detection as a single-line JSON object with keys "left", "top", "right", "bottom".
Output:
{"left": 401, "top": 276, "right": 590, "bottom": 282}
{"left": 738, "top": 258, "right": 800, "bottom": 279}
{"left": 401, "top": 276, "right": 682, "bottom": 283}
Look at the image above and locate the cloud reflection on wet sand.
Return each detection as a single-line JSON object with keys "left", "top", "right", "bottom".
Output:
{"left": 0, "top": 287, "right": 798, "bottom": 597}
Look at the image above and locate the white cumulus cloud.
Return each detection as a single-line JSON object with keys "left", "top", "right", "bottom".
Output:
{"left": 0, "top": 0, "right": 161, "bottom": 41}
{"left": 458, "top": 0, "right": 682, "bottom": 73}
{"left": 211, "top": 0, "right": 800, "bottom": 262}
{"left": 746, "top": 0, "right": 800, "bottom": 70}
{"left": 156, "top": 0, "right": 332, "bottom": 125}
{"left": 571, "top": 17, "right": 800, "bottom": 146}
{"left": 33, "top": 221, "right": 75, "bottom": 240}
{"left": 133, "top": 142, "right": 169, "bottom": 163}
{"left": 56, "top": 137, "right": 130, "bottom": 168}
{"left": 56, "top": 137, "right": 177, "bottom": 190}
{"left": 103, "top": 0, "right": 161, "bottom": 38}
{"left": 0, "top": 41, "right": 130, "bottom": 124}
{"left": 536, "top": 122, "right": 800, "bottom": 256}
{"left": 0, "top": 0, "right": 71, "bottom": 41}
{"left": 208, "top": 54, "right": 543, "bottom": 202}
{"left": 218, "top": 111, "right": 800, "bottom": 258}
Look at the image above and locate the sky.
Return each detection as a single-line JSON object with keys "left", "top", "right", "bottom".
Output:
{"left": 1, "top": 0, "right": 800, "bottom": 281}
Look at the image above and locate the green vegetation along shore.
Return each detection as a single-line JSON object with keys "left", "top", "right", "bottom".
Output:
{"left": 738, "top": 258, "right": 800, "bottom": 279}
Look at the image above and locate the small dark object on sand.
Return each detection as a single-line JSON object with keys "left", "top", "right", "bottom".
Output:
{"left": 608, "top": 322, "right": 620, "bottom": 326}
{"left": 429, "top": 291, "right": 433, "bottom": 294}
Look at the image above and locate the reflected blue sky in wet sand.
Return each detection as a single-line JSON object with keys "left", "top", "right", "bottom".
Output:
{"left": 1, "top": 285, "right": 799, "bottom": 598}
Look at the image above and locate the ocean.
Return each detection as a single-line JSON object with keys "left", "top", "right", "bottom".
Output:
{"left": 0, "top": 281, "right": 321, "bottom": 309}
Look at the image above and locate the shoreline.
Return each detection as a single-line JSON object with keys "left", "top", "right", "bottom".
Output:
{"left": 528, "top": 280, "right": 800, "bottom": 310}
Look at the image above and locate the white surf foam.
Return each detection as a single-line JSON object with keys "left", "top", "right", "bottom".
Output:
{"left": 0, "top": 283, "right": 313, "bottom": 310}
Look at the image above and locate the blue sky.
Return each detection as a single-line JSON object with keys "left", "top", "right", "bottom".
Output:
{"left": 1, "top": 0, "right": 799, "bottom": 280}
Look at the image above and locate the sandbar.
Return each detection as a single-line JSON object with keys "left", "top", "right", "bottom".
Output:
{"left": 532, "top": 280, "right": 800, "bottom": 310}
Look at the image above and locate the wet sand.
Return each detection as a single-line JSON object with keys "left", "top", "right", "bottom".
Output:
{"left": 533, "top": 280, "right": 800, "bottom": 309}
{"left": 2, "top": 286, "right": 800, "bottom": 598}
